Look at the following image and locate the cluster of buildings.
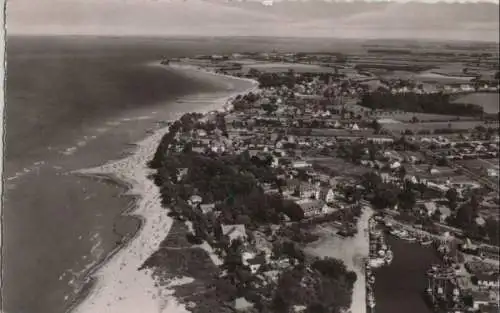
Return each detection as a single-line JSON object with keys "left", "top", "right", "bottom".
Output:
{"left": 166, "top": 52, "right": 499, "bottom": 312}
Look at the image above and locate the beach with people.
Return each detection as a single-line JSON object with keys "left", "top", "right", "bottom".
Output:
{"left": 71, "top": 63, "right": 257, "bottom": 313}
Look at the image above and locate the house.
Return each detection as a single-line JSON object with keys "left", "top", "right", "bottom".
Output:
{"left": 276, "top": 257, "right": 292, "bottom": 269}
{"left": 242, "top": 251, "right": 256, "bottom": 265}
{"left": 315, "top": 187, "right": 334, "bottom": 202}
{"left": 176, "top": 168, "right": 189, "bottom": 181}
{"left": 188, "top": 195, "right": 203, "bottom": 206}
{"left": 380, "top": 172, "right": 398, "bottom": 183}
{"left": 253, "top": 231, "right": 273, "bottom": 261}
{"left": 196, "top": 129, "right": 208, "bottom": 137}
{"left": 292, "top": 160, "right": 311, "bottom": 169}
{"left": 284, "top": 180, "right": 318, "bottom": 199}
{"left": 390, "top": 161, "right": 401, "bottom": 169}
{"left": 325, "top": 188, "right": 335, "bottom": 203}
{"left": 263, "top": 270, "right": 280, "bottom": 283}
{"left": 471, "top": 291, "right": 493, "bottom": 310}
{"left": 422, "top": 202, "right": 437, "bottom": 216}
{"left": 487, "top": 168, "right": 498, "bottom": 177}
{"left": 293, "top": 305, "right": 307, "bottom": 313}
{"left": 221, "top": 224, "right": 247, "bottom": 243}
{"left": 367, "top": 136, "right": 394, "bottom": 144}
{"left": 200, "top": 203, "right": 215, "bottom": 214}
{"left": 476, "top": 273, "right": 500, "bottom": 289}
{"left": 296, "top": 199, "right": 327, "bottom": 217}
{"left": 247, "top": 254, "right": 267, "bottom": 274}
{"left": 299, "top": 182, "right": 319, "bottom": 199}
{"left": 234, "top": 297, "right": 253, "bottom": 311}
{"left": 437, "top": 205, "right": 451, "bottom": 222}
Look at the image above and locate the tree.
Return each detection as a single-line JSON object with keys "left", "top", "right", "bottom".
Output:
{"left": 397, "top": 166, "right": 407, "bottom": 182}
{"left": 361, "top": 172, "right": 382, "bottom": 192}
{"left": 307, "top": 303, "right": 327, "bottom": 313}
{"left": 371, "top": 119, "right": 382, "bottom": 134}
{"left": 485, "top": 218, "right": 500, "bottom": 245}
{"left": 281, "top": 200, "right": 304, "bottom": 221}
{"left": 453, "top": 203, "right": 476, "bottom": 229}
{"left": 372, "top": 186, "right": 399, "bottom": 211}
{"left": 431, "top": 208, "right": 442, "bottom": 222}
{"left": 398, "top": 188, "right": 416, "bottom": 212}
{"left": 262, "top": 103, "right": 278, "bottom": 115}
{"left": 446, "top": 188, "right": 459, "bottom": 211}
{"left": 248, "top": 68, "right": 261, "bottom": 78}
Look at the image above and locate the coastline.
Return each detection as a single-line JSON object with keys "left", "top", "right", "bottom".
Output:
{"left": 69, "top": 63, "right": 258, "bottom": 313}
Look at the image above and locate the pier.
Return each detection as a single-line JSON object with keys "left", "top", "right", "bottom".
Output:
{"left": 366, "top": 216, "right": 393, "bottom": 313}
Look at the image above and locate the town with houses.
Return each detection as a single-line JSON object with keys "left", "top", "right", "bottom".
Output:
{"left": 149, "top": 46, "right": 500, "bottom": 313}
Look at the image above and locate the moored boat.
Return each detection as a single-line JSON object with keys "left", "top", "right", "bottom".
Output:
{"left": 420, "top": 238, "right": 433, "bottom": 246}
{"left": 385, "top": 250, "right": 394, "bottom": 264}
{"left": 369, "top": 257, "right": 385, "bottom": 268}
{"left": 405, "top": 236, "right": 417, "bottom": 243}
{"left": 389, "top": 229, "right": 401, "bottom": 236}
{"left": 367, "top": 293, "right": 376, "bottom": 308}
{"left": 368, "top": 274, "right": 375, "bottom": 284}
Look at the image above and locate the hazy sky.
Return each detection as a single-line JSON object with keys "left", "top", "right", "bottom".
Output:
{"left": 7, "top": 0, "right": 500, "bottom": 41}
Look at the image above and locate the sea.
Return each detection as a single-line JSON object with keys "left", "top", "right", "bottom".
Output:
{"left": 2, "top": 36, "right": 262, "bottom": 313}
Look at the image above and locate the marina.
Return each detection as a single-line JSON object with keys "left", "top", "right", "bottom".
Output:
{"left": 366, "top": 217, "right": 394, "bottom": 312}
{"left": 367, "top": 215, "right": 499, "bottom": 313}
{"left": 371, "top": 234, "right": 442, "bottom": 313}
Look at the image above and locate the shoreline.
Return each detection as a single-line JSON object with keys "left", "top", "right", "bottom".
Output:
{"left": 69, "top": 63, "right": 258, "bottom": 313}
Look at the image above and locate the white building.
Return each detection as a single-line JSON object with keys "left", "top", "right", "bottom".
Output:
{"left": 292, "top": 160, "right": 311, "bottom": 169}
{"left": 221, "top": 224, "right": 247, "bottom": 243}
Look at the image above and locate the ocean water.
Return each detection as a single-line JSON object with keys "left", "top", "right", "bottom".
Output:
{"left": 2, "top": 36, "right": 254, "bottom": 313}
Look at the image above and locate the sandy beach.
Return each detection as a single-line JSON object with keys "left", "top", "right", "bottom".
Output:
{"left": 305, "top": 206, "right": 373, "bottom": 313}
{"left": 71, "top": 64, "right": 257, "bottom": 313}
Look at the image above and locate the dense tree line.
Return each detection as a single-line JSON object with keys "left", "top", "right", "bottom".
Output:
{"left": 359, "top": 92, "right": 484, "bottom": 117}
{"left": 272, "top": 258, "right": 356, "bottom": 313}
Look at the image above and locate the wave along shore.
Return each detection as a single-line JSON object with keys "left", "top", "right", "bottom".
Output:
{"left": 71, "top": 63, "right": 258, "bottom": 313}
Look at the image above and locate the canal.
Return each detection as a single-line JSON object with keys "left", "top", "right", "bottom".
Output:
{"left": 373, "top": 236, "right": 443, "bottom": 313}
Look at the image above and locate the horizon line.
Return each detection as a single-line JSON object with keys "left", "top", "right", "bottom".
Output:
{"left": 7, "top": 33, "right": 500, "bottom": 44}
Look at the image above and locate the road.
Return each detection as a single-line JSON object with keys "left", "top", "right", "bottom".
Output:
{"left": 418, "top": 145, "right": 499, "bottom": 192}
{"left": 451, "top": 161, "right": 499, "bottom": 192}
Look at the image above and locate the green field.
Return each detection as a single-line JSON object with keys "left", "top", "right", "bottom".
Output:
{"left": 383, "top": 120, "right": 497, "bottom": 133}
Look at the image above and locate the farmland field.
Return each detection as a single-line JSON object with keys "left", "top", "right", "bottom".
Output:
{"left": 457, "top": 159, "right": 489, "bottom": 171}
{"left": 452, "top": 92, "right": 499, "bottom": 114}
{"left": 382, "top": 120, "right": 498, "bottom": 133}
{"left": 373, "top": 111, "right": 477, "bottom": 122}
{"left": 243, "top": 62, "right": 337, "bottom": 73}
{"left": 456, "top": 159, "right": 499, "bottom": 185}
{"left": 478, "top": 158, "right": 500, "bottom": 170}
{"left": 381, "top": 69, "right": 475, "bottom": 84}
{"left": 310, "top": 157, "right": 370, "bottom": 176}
